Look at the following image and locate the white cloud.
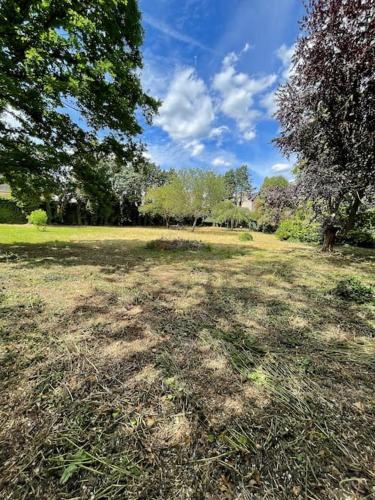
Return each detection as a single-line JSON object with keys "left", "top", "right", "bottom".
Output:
{"left": 271, "top": 163, "right": 291, "bottom": 172}
{"left": 242, "top": 42, "right": 252, "bottom": 53}
{"left": 212, "top": 157, "right": 231, "bottom": 167}
{"left": 155, "top": 67, "right": 215, "bottom": 142}
{"left": 208, "top": 125, "right": 230, "bottom": 145}
{"left": 260, "top": 91, "right": 278, "bottom": 118}
{"left": 243, "top": 130, "right": 256, "bottom": 141}
{"left": 276, "top": 43, "right": 295, "bottom": 80}
{"left": 185, "top": 140, "right": 205, "bottom": 157}
{"left": 213, "top": 52, "right": 276, "bottom": 140}
{"left": 260, "top": 43, "right": 296, "bottom": 118}
{"left": 209, "top": 126, "right": 229, "bottom": 139}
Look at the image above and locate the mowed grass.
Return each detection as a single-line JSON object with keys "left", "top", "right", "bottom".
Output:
{"left": 0, "top": 224, "right": 374, "bottom": 499}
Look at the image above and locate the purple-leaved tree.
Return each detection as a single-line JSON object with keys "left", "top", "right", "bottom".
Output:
{"left": 274, "top": 0, "right": 375, "bottom": 251}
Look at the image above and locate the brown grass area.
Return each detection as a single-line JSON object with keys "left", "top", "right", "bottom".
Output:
{"left": 0, "top": 226, "right": 374, "bottom": 499}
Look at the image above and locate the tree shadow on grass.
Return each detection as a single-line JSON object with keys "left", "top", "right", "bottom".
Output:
{"left": 1, "top": 240, "right": 374, "bottom": 498}
{"left": 0, "top": 239, "right": 257, "bottom": 275}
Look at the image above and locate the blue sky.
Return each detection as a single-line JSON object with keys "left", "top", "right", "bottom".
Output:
{"left": 139, "top": 0, "right": 305, "bottom": 186}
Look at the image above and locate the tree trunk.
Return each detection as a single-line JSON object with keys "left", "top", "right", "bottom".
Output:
{"left": 322, "top": 226, "right": 338, "bottom": 252}
{"left": 76, "top": 203, "right": 82, "bottom": 225}
{"left": 192, "top": 217, "right": 198, "bottom": 232}
{"left": 45, "top": 200, "right": 52, "bottom": 223}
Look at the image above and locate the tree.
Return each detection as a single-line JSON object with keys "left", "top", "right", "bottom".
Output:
{"left": 224, "top": 165, "right": 252, "bottom": 206}
{"left": 274, "top": 0, "right": 375, "bottom": 251}
{"left": 140, "top": 176, "right": 187, "bottom": 227}
{"left": 182, "top": 169, "right": 225, "bottom": 230}
{"left": 212, "top": 200, "right": 255, "bottom": 229}
{"left": 254, "top": 176, "right": 295, "bottom": 232}
{"left": 261, "top": 176, "right": 289, "bottom": 190}
{"left": 140, "top": 169, "right": 225, "bottom": 230}
{"left": 107, "top": 156, "right": 168, "bottom": 223}
{"left": 0, "top": 0, "right": 159, "bottom": 194}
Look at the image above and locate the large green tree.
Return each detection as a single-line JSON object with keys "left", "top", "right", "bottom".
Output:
{"left": 181, "top": 169, "right": 225, "bottom": 230}
{"left": 140, "top": 176, "right": 187, "bottom": 228}
{"left": 140, "top": 169, "right": 225, "bottom": 230}
{"left": 0, "top": 0, "right": 159, "bottom": 194}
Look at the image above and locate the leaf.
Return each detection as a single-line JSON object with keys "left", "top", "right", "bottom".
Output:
{"left": 60, "top": 462, "right": 79, "bottom": 485}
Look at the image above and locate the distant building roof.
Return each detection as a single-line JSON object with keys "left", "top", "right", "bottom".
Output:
{"left": 0, "top": 184, "right": 10, "bottom": 193}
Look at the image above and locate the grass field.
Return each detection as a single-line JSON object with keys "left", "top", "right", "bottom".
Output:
{"left": 0, "top": 225, "right": 374, "bottom": 499}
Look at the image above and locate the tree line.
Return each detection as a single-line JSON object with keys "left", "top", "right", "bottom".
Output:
{"left": 0, "top": 0, "right": 374, "bottom": 250}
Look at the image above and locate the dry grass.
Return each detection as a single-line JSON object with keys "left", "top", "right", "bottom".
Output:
{"left": 0, "top": 225, "right": 374, "bottom": 499}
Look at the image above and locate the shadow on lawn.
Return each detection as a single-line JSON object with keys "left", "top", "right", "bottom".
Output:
{"left": 1, "top": 240, "right": 374, "bottom": 498}
{"left": 0, "top": 238, "right": 255, "bottom": 274}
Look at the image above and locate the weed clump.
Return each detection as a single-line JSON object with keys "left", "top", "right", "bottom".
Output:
{"left": 145, "top": 238, "right": 209, "bottom": 251}
{"left": 332, "top": 276, "right": 374, "bottom": 303}
{"left": 239, "top": 232, "right": 253, "bottom": 242}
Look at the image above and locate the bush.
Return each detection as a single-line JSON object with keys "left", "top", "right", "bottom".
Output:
{"left": 276, "top": 217, "right": 320, "bottom": 243}
{"left": 27, "top": 209, "right": 48, "bottom": 229}
{"left": 239, "top": 232, "right": 253, "bottom": 242}
{"left": 145, "top": 239, "right": 209, "bottom": 251}
{"left": 332, "top": 276, "right": 374, "bottom": 303}
{"left": 341, "top": 229, "right": 375, "bottom": 248}
{"left": 0, "top": 199, "right": 27, "bottom": 224}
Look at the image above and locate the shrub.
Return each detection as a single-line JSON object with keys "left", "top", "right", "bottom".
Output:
{"left": 332, "top": 276, "right": 374, "bottom": 303}
{"left": 276, "top": 217, "right": 320, "bottom": 243}
{"left": 239, "top": 232, "right": 253, "bottom": 242}
{"left": 145, "top": 239, "right": 209, "bottom": 251}
{"left": 341, "top": 229, "right": 375, "bottom": 248}
{"left": 27, "top": 209, "right": 48, "bottom": 229}
{"left": 0, "top": 199, "right": 27, "bottom": 224}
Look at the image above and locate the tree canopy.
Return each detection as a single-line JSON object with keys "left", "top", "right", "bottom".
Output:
{"left": 224, "top": 165, "right": 252, "bottom": 206}
{"left": 141, "top": 169, "right": 225, "bottom": 229}
{"left": 0, "top": 0, "right": 159, "bottom": 195}
{"left": 274, "top": 0, "right": 375, "bottom": 250}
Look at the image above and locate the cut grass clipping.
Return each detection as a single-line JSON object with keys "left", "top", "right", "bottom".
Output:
{"left": 145, "top": 238, "right": 210, "bottom": 251}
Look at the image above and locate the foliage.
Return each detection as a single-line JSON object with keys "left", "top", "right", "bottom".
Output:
{"left": 140, "top": 176, "right": 186, "bottom": 226}
{"left": 0, "top": 199, "right": 26, "bottom": 224}
{"left": 0, "top": 0, "right": 159, "bottom": 196}
{"left": 261, "top": 176, "right": 289, "bottom": 190}
{"left": 141, "top": 169, "right": 225, "bottom": 228}
{"left": 211, "top": 200, "right": 255, "bottom": 228}
{"left": 224, "top": 165, "right": 253, "bottom": 206}
{"left": 341, "top": 229, "right": 375, "bottom": 249}
{"left": 181, "top": 169, "right": 225, "bottom": 229}
{"left": 340, "top": 208, "right": 375, "bottom": 248}
{"left": 111, "top": 158, "right": 168, "bottom": 220}
{"left": 276, "top": 216, "right": 320, "bottom": 243}
{"left": 332, "top": 277, "right": 374, "bottom": 304}
{"left": 27, "top": 209, "right": 48, "bottom": 229}
{"left": 239, "top": 232, "right": 253, "bottom": 242}
{"left": 274, "top": 0, "right": 375, "bottom": 250}
{"left": 254, "top": 177, "right": 295, "bottom": 232}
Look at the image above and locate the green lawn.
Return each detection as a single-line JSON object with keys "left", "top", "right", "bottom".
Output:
{"left": 0, "top": 225, "right": 374, "bottom": 498}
